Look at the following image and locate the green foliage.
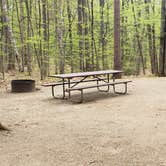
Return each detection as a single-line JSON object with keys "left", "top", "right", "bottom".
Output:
{"left": 0, "top": 0, "right": 162, "bottom": 76}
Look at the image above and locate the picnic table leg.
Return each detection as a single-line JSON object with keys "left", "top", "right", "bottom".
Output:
{"left": 112, "top": 74, "right": 115, "bottom": 82}
{"left": 97, "top": 74, "right": 110, "bottom": 92}
{"left": 113, "top": 82, "right": 128, "bottom": 94}
{"left": 112, "top": 74, "right": 116, "bottom": 93}
{"left": 51, "top": 85, "right": 66, "bottom": 99}
{"left": 112, "top": 74, "right": 128, "bottom": 94}
{"left": 107, "top": 74, "right": 110, "bottom": 91}
{"left": 80, "top": 89, "right": 83, "bottom": 103}
{"left": 52, "top": 86, "right": 55, "bottom": 98}
{"left": 68, "top": 78, "right": 71, "bottom": 98}
{"left": 62, "top": 78, "right": 66, "bottom": 99}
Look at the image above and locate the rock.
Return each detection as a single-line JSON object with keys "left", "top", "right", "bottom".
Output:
{"left": 0, "top": 123, "right": 10, "bottom": 131}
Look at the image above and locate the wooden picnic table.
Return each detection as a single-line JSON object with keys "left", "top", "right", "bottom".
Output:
{"left": 49, "top": 70, "right": 123, "bottom": 79}
{"left": 45, "top": 70, "right": 131, "bottom": 102}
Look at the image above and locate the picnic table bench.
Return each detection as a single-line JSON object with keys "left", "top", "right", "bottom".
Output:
{"left": 42, "top": 70, "right": 132, "bottom": 102}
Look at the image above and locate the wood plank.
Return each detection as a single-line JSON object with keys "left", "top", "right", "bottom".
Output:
{"left": 66, "top": 80, "right": 132, "bottom": 91}
{"left": 42, "top": 78, "right": 108, "bottom": 87}
{"left": 49, "top": 70, "right": 123, "bottom": 79}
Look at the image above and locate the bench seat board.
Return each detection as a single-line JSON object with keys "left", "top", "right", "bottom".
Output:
{"left": 66, "top": 80, "right": 132, "bottom": 91}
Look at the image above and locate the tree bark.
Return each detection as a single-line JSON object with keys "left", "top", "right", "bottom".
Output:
{"left": 90, "top": 0, "right": 95, "bottom": 70}
{"left": 41, "top": 0, "right": 49, "bottom": 79}
{"left": 78, "top": 0, "right": 84, "bottom": 71}
{"left": 15, "top": 0, "right": 25, "bottom": 72}
{"left": 151, "top": 0, "right": 158, "bottom": 75}
{"left": 57, "top": 0, "right": 65, "bottom": 74}
{"left": 83, "top": 0, "right": 90, "bottom": 71}
{"left": 159, "top": 0, "right": 166, "bottom": 76}
{"left": 1, "top": 0, "right": 22, "bottom": 71}
{"left": 114, "top": 0, "right": 122, "bottom": 77}
{"left": 67, "top": 0, "right": 74, "bottom": 72}
{"left": 144, "top": 0, "right": 158, "bottom": 75}
{"left": 131, "top": 0, "right": 145, "bottom": 75}
{"left": 100, "top": 0, "right": 107, "bottom": 70}
{"left": 25, "top": 0, "right": 32, "bottom": 75}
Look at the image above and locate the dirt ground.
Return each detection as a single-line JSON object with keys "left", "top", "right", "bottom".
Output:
{"left": 0, "top": 77, "right": 166, "bottom": 166}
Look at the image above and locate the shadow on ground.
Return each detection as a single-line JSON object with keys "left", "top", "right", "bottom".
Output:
{"left": 43, "top": 90, "right": 131, "bottom": 105}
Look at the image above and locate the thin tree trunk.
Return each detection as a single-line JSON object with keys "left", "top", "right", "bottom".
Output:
{"left": 20, "top": 0, "right": 27, "bottom": 69}
{"left": 144, "top": 0, "right": 158, "bottom": 75}
{"left": 15, "top": 0, "right": 25, "bottom": 72}
{"left": 83, "top": 0, "right": 90, "bottom": 71}
{"left": 121, "top": 0, "right": 125, "bottom": 64}
{"left": 41, "top": 0, "right": 49, "bottom": 79}
{"left": 131, "top": 0, "right": 145, "bottom": 75}
{"left": 114, "top": 0, "right": 122, "bottom": 77}
{"left": 67, "top": 0, "right": 74, "bottom": 72}
{"left": 0, "top": 11, "right": 5, "bottom": 79}
{"left": 1, "top": 0, "right": 22, "bottom": 71}
{"left": 57, "top": 0, "right": 65, "bottom": 74}
{"left": 152, "top": 0, "right": 158, "bottom": 74}
{"left": 78, "top": 0, "right": 84, "bottom": 71}
{"left": 25, "top": 0, "right": 32, "bottom": 75}
{"left": 100, "top": 0, "right": 107, "bottom": 69}
{"left": 53, "top": 0, "right": 58, "bottom": 74}
{"left": 159, "top": 0, "right": 166, "bottom": 76}
{"left": 152, "top": 23, "right": 158, "bottom": 75}
{"left": 90, "top": 0, "right": 95, "bottom": 70}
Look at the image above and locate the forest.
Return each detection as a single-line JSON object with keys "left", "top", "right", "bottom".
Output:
{"left": 1, "top": 1, "right": 166, "bottom": 164}
{"left": 0, "top": 0, "right": 166, "bottom": 80}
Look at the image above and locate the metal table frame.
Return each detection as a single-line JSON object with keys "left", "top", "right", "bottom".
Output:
{"left": 49, "top": 70, "right": 123, "bottom": 99}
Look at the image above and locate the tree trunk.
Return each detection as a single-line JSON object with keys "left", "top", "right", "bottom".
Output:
{"left": 0, "top": 13, "right": 5, "bottom": 79}
{"left": 152, "top": 0, "right": 158, "bottom": 75}
{"left": 159, "top": 0, "right": 166, "bottom": 76}
{"left": 25, "top": 0, "right": 32, "bottom": 75}
{"left": 78, "top": 0, "right": 84, "bottom": 71}
{"left": 83, "top": 0, "right": 90, "bottom": 71}
{"left": 1, "top": 0, "right": 22, "bottom": 71}
{"left": 20, "top": 0, "right": 27, "bottom": 69}
{"left": 90, "top": 0, "right": 95, "bottom": 70}
{"left": 41, "top": 0, "right": 49, "bottom": 79}
{"left": 114, "top": 0, "right": 122, "bottom": 77}
{"left": 144, "top": 0, "right": 158, "bottom": 75}
{"left": 100, "top": 0, "right": 107, "bottom": 70}
{"left": 131, "top": 0, "right": 145, "bottom": 75}
{"left": 67, "top": 0, "right": 74, "bottom": 72}
{"left": 15, "top": 0, "right": 25, "bottom": 72}
{"left": 57, "top": 0, "right": 65, "bottom": 74}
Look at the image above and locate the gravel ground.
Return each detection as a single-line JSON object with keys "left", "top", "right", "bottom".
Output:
{"left": 0, "top": 77, "right": 166, "bottom": 166}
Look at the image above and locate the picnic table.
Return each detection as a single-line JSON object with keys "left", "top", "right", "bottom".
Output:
{"left": 42, "top": 70, "right": 132, "bottom": 102}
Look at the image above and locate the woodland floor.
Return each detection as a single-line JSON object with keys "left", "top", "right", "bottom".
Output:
{"left": 0, "top": 77, "right": 166, "bottom": 166}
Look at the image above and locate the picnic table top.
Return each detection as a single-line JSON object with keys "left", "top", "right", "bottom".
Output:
{"left": 49, "top": 70, "right": 123, "bottom": 79}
